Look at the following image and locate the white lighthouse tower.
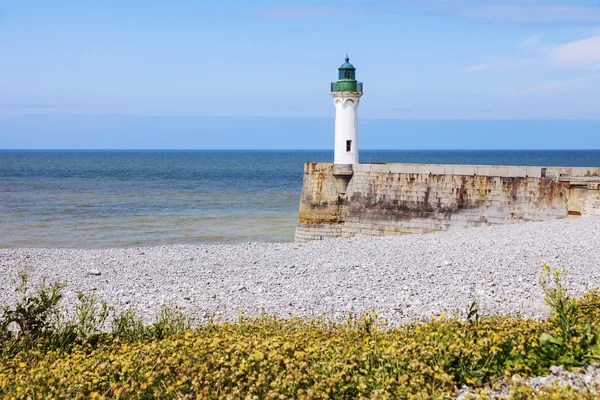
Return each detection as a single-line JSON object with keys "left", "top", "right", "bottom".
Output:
{"left": 331, "top": 55, "right": 363, "bottom": 165}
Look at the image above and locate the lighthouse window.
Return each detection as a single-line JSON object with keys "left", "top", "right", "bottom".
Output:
{"left": 346, "top": 140, "right": 352, "bottom": 152}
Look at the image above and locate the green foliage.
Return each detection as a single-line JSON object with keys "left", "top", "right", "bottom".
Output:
{"left": 2, "top": 270, "right": 65, "bottom": 337}
{"left": 538, "top": 264, "right": 600, "bottom": 367}
{"left": 112, "top": 304, "right": 193, "bottom": 342}
{"left": 2, "top": 310, "right": 598, "bottom": 399}
{"left": 0, "top": 271, "right": 195, "bottom": 358}
{"left": 112, "top": 307, "right": 145, "bottom": 342}
{"left": 0, "top": 270, "right": 66, "bottom": 356}
{"left": 0, "top": 265, "right": 599, "bottom": 398}
{"left": 151, "top": 304, "right": 191, "bottom": 339}
{"left": 74, "top": 291, "right": 111, "bottom": 340}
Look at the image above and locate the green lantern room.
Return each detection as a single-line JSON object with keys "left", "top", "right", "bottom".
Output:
{"left": 331, "top": 55, "right": 363, "bottom": 93}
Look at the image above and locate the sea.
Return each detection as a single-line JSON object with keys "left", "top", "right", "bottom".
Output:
{"left": 2, "top": 149, "right": 600, "bottom": 249}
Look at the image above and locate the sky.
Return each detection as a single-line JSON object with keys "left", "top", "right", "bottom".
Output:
{"left": 1, "top": 0, "right": 600, "bottom": 149}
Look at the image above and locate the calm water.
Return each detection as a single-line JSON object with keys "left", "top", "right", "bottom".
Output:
{"left": 2, "top": 149, "right": 600, "bottom": 248}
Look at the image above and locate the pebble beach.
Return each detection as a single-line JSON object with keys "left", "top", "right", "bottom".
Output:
{"left": 1, "top": 217, "right": 599, "bottom": 324}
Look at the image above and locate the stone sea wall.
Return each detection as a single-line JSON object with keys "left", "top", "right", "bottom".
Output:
{"left": 295, "top": 163, "right": 600, "bottom": 242}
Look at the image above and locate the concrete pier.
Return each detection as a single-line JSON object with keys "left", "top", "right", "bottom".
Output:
{"left": 295, "top": 163, "right": 600, "bottom": 242}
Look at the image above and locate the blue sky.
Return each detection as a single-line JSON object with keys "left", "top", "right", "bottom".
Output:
{"left": 1, "top": 0, "right": 600, "bottom": 148}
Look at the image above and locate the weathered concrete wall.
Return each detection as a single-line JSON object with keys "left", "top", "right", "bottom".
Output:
{"left": 295, "top": 163, "right": 600, "bottom": 242}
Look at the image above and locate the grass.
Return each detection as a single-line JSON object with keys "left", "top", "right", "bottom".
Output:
{"left": 0, "top": 265, "right": 598, "bottom": 398}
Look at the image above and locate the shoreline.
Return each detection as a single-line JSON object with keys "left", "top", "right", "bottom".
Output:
{"left": 1, "top": 217, "right": 599, "bottom": 325}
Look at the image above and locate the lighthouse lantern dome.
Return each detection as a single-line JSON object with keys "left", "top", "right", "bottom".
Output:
{"left": 338, "top": 56, "right": 355, "bottom": 80}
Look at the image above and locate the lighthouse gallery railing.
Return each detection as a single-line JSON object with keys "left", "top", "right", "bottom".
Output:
{"left": 330, "top": 82, "right": 363, "bottom": 92}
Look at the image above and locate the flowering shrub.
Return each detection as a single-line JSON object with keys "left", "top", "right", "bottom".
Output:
{"left": 538, "top": 265, "right": 600, "bottom": 367}
{"left": 0, "top": 267, "right": 598, "bottom": 398}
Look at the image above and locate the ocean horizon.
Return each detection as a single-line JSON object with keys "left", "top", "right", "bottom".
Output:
{"left": 3, "top": 149, "right": 600, "bottom": 249}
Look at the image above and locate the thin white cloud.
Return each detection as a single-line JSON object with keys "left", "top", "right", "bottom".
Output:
{"left": 550, "top": 35, "right": 600, "bottom": 66}
{"left": 521, "top": 34, "right": 543, "bottom": 47}
{"left": 464, "top": 4, "right": 600, "bottom": 23}
{"left": 508, "top": 73, "right": 600, "bottom": 96}
{"left": 264, "top": 5, "right": 351, "bottom": 19}
{"left": 466, "top": 34, "right": 600, "bottom": 72}
{"left": 263, "top": 1, "right": 600, "bottom": 23}
{"left": 464, "top": 57, "right": 541, "bottom": 72}
{"left": 509, "top": 79, "right": 585, "bottom": 96}
{"left": 464, "top": 64, "right": 490, "bottom": 72}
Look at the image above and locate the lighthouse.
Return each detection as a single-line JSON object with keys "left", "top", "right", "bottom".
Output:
{"left": 331, "top": 55, "right": 363, "bottom": 165}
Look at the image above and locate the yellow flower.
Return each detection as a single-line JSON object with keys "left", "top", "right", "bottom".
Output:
{"left": 544, "top": 264, "right": 551, "bottom": 273}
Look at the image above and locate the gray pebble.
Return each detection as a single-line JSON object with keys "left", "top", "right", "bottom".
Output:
{"left": 0, "top": 217, "right": 598, "bottom": 327}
